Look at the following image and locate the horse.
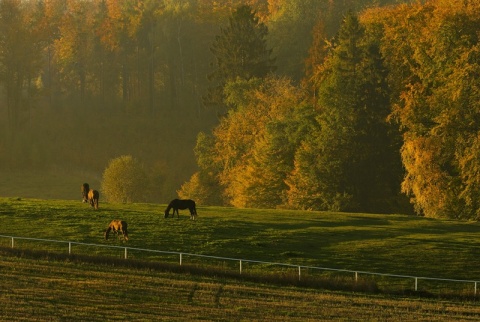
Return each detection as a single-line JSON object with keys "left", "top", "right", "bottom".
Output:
{"left": 104, "top": 220, "right": 128, "bottom": 241}
{"left": 81, "top": 183, "right": 90, "bottom": 203}
{"left": 88, "top": 189, "right": 99, "bottom": 210}
{"left": 164, "top": 199, "right": 197, "bottom": 220}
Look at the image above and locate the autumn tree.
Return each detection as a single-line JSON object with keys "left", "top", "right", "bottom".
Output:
{"left": 0, "top": 0, "right": 43, "bottom": 132}
{"left": 53, "top": 0, "right": 96, "bottom": 102}
{"left": 219, "top": 76, "right": 313, "bottom": 208}
{"left": 369, "top": 0, "right": 480, "bottom": 218}
{"left": 185, "top": 76, "right": 313, "bottom": 208}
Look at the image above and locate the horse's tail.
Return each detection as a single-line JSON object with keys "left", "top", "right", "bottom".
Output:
{"left": 89, "top": 189, "right": 99, "bottom": 209}
{"left": 191, "top": 200, "right": 198, "bottom": 220}
{"left": 104, "top": 227, "right": 111, "bottom": 240}
{"left": 94, "top": 190, "right": 99, "bottom": 210}
{"left": 122, "top": 221, "right": 129, "bottom": 241}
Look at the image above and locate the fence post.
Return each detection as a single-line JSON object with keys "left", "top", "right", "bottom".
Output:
{"left": 475, "top": 282, "right": 477, "bottom": 296}
{"left": 355, "top": 271, "right": 358, "bottom": 282}
{"left": 298, "top": 266, "right": 301, "bottom": 281}
{"left": 180, "top": 253, "right": 183, "bottom": 266}
{"left": 239, "top": 260, "right": 242, "bottom": 275}
{"left": 68, "top": 242, "right": 72, "bottom": 255}
{"left": 124, "top": 247, "right": 128, "bottom": 259}
{"left": 11, "top": 237, "right": 14, "bottom": 248}
{"left": 415, "top": 277, "right": 418, "bottom": 291}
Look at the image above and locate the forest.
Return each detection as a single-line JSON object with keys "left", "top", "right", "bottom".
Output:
{"left": 1, "top": 0, "right": 479, "bottom": 219}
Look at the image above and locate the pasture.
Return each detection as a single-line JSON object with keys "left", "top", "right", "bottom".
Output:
{"left": 2, "top": 251, "right": 480, "bottom": 321}
{"left": 1, "top": 197, "right": 480, "bottom": 320}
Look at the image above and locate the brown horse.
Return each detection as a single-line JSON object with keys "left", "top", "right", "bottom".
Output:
{"left": 164, "top": 199, "right": 197, "bottom": 220}
{"left": 81, "top": 183, "right": 90, "bottom": 203}
{"left": 88, "top": 189, "right": 99, "bottom": 209}
{"left": 104, "top": 220, "right": 128, "bottom": 241}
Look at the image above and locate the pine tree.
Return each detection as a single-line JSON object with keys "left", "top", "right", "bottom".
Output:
{"left": 290, "top": 11, "right": 401, "bottom": 212}
{"left": 204, "top": 5, "right": 275, "bottom": 108}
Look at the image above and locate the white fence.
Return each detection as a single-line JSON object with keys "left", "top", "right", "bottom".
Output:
{"left": 1, "top": 234, "right": 479, "bottom": 296}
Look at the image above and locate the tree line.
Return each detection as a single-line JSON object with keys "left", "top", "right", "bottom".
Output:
{"left": 1, "top": 1, "right": 479, "bottom": 219}
{"left": 0, "top": 0, "right": 391, "bottom": 200}
{"left": 180, "top": 0, "right": 480, "bottom": 219}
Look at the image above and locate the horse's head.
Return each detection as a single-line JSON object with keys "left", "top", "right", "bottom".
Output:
{"left": 164, "top": 210, "right": 169, "bottom": 218}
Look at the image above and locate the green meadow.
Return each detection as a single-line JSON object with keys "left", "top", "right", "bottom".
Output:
{"left": 1, "top": 197, "right": 480, "bottom": 320}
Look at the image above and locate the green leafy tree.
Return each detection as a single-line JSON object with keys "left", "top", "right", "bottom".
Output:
{"left": 285, "top": 129, "right": 325, "bottom": 210}
{"left": 178, "top": 132, "right": 224, "bottom": 206}
{"left": 101, "top": 155, "right": 149, "bottom": 203}
{"left": 204, "top": 5, "right": 275, "bottom": 108}
{"left": 238, "top": 114, "right": 315, "bottom": 209}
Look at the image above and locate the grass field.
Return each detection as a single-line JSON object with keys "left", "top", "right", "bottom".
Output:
{"left": 2, "top": 250, "right": 480, "bottom": 321}
{"left": 1, "top": 197, "right": 480, "bottom": 320}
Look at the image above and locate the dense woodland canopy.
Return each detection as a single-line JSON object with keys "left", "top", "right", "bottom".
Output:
{"left": 1, "top": 0, "right": 479, "bottom": 219}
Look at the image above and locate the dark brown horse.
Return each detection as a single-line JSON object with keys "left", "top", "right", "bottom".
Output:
{"left": 164, "top": 199, "right": 197, "bottom": 220}
{"left": 88, "top": 189, "right": 99, "bottom": 210}
{"left": 81, "top": 183, "right": 90, "bottom": 203}
{"left": 104, "top": 220, "right": 128, "bottom": 241}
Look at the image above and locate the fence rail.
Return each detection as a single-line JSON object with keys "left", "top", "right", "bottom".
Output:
{"left": 1, "top": 234, "right": 478, "bottom": 295}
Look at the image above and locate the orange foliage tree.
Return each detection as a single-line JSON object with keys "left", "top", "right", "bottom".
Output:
{"left": 181, "top": 76, "right": 314, "bottom": 207}
{"left": 364, "top": 0, "right": 480, "bottom": 218}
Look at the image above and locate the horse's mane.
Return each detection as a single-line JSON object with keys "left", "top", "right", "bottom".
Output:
{"left": 165, "top": 199, "right": 177, "bottom": 214}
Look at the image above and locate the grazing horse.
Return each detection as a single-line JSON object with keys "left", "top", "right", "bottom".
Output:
{"left": 81, "top": 183, "right": 90, "bottom": 203}
{"left": 164, "top": 199, "right": 197, "bottom": 220}
{"left": 104, "top": 220, "right": 128, "bottom": 241}
{"left": 88, "top": 189, "right": 99, "bottom": 210}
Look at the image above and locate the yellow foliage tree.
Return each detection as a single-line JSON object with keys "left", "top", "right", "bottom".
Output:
{"left": 364, "top": 0, "right": 480, "bottom": 218}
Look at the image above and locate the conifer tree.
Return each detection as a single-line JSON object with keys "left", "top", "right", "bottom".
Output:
{"left": 288, "top": 11, "right": 401, "bottom": 212}
{"left": 204, "top": 5, "right": 275, "bottom": 108}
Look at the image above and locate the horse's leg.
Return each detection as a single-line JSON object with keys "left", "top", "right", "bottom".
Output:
{"left": 191, "top": 205, "right": 197, "bottom": 220}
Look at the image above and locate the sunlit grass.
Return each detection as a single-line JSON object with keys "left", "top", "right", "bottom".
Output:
{"left": 1, "top": 197, "right": 480, "bottom": 294}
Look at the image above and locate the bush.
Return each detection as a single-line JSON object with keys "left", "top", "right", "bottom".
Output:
{"left": 101, "top": 155, "right": 148, "bottom": 203}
